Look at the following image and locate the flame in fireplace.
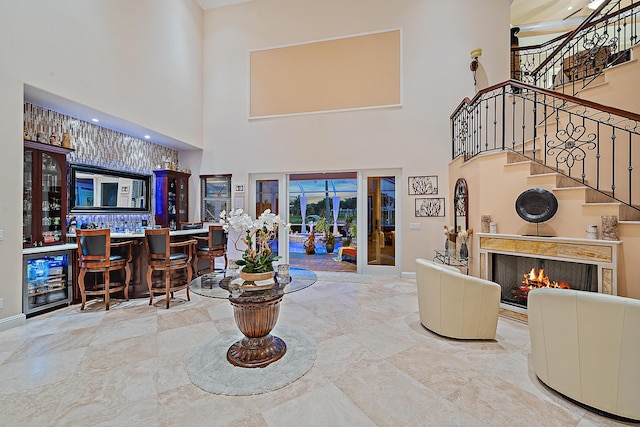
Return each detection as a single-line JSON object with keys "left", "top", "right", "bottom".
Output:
{"left": 516, "top": 267, "right": 571, "bottom": 299}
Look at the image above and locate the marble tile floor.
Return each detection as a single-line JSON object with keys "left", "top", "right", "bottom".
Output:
{"left": 0, "top": 274, "right": 634, "bottom": 427}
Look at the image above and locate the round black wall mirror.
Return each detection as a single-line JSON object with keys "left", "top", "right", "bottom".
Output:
{"left": 515, "top": 188, "right": 558, "bottom": 223}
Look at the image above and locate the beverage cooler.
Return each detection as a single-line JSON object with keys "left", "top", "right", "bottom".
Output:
{"left": 23, "top": 249, "right": 73, "bottom": 316}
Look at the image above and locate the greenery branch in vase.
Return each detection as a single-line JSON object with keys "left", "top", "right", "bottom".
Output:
{"left": 444, "top": 225, "right": 457, "bottom": 256}
{"left": 220, "top": 208, "right": 290, "bottom": 281}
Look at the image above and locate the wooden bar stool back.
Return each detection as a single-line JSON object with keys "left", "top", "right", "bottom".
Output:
{"left": 76, "top": 229, "right": 133, "bottom": 310}
{"left": 179, "top": 221, "right": 203, "bottom": 230}
{"left": 144, "top": 228, "right": 196, "bottom": 309}
{"left": 194, "top": 225, "right": 228, "bottom": 275}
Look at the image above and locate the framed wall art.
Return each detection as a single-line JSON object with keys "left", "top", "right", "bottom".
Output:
{"left": 415, "top": 197, "right": 445, "bottom": 217}
{"left": 408, "top": 175, "right": 438, "bottom": 195}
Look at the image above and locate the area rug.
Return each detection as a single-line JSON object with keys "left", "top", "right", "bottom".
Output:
{"left": 187, "top": 326, "right": 316, "bottom": 395}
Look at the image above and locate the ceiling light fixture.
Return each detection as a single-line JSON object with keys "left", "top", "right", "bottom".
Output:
{"left": 588, "top": 0, "right": 605, "bottom": 10}
{"left": 91, "top": 118, "right": 99, "bottom": 122}
{"left": 144, "top": 135, "right": 151, "bottom": 139}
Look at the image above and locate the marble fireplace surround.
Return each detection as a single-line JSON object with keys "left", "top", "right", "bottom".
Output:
{"left": 477, "top": 233, "right": 620, "bottom": 312}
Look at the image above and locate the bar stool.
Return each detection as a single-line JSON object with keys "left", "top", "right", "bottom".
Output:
{"left": 76, "top": 229, "right": 133, "bottom": 310}
{"left": 194, "top": 225, "right": 228, "bottom": 276}
{"left": 144, "top": 228, "right": 197, "bottom": 309}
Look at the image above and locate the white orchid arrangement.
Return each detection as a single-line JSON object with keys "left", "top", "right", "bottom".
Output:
{"left": 220, "top": 209, "right": 290, "bottom": 273}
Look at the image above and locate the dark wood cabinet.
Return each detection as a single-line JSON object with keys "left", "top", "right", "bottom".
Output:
{"left": 154, "top": 169, "right": 190, "bottom": 229}
{"left": 23, "top": 140, "right": 73, "bottom": 248}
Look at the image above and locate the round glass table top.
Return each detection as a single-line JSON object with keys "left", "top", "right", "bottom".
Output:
{"left": 189, "top": 267, "right": 317, "bottom": 300}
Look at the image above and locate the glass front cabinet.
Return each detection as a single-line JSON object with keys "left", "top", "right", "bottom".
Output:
{"left": 154, "top": 169, "right": 190, "bottom": 230}
{"left": 23, "top": 140, "right": 73, "bottom": 248}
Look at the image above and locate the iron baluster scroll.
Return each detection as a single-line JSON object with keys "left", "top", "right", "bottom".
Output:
{"left": 548, "top": 117, "right": 598, "bottom": 179}
{"left": 451, "top": 79, "right": 640, "bottom": 213}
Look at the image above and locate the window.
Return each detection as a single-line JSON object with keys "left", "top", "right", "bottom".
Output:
{"left": 200, "top": 175, "right": 231, "bottom": 221}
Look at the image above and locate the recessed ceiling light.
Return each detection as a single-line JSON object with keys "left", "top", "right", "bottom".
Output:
{"left": 91, "top": 118, "right": 99, "bottom": 122}
{"left": 588, "top": 0, "right": 605, "bottom": 10}
{"left": 568, "top": 6, "right": 573, "bottom": 10}
{"left": 144, "top": 135, "right": 151, "bottom": 139}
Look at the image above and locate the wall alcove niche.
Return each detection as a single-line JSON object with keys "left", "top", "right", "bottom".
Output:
{"left": 454, "top": 178, "right": 468, "bottom": 232}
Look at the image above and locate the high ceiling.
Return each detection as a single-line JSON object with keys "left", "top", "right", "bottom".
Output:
{"left": 195, "top": 0, "right": 600, "bottom": 36}
{"left": 511, "top": 0, "right": 604, "bottom": 36}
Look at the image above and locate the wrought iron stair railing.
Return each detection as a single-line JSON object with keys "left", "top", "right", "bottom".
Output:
{"left": 512, "top": 0, "right": 640, "bottom": 96}
{"left": 451, "top": 80, "right": 640, "bottom": 211}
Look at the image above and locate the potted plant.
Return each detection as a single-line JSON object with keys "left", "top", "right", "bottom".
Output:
{"left": 303, "top": 230, "right": 316, "bottom": 254}
{"left": 315, "top": 216, "right": 336, "bottom": 253}
{"left": 342, "top": 214, "right": 354, "bottom": 247}
{"left": 220, "top": 208, "right": 289, "bottom": 280}
{"left": 349, "top": 223, "right": 357, "bottom": 246}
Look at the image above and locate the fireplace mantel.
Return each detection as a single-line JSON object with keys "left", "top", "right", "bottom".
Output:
{"left": 477, "top": 233, "right": 620, "bottom": 296}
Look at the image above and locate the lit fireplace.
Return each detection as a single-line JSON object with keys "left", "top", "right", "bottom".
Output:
{"left": 515, "top": 267, "right": 571, "bottom": 299}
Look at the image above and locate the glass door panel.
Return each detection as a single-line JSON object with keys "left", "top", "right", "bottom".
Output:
{"left": 41, "top": 153, "right": 63, "bottom": 244}
{"left": 168, "top": 177, "right": 177, "bottom": 229}
{"left": 360, "top": 169, "right": 400, "bottom": 276}
{"left": 256, "top": 179, "right": 280, "bottom": 257}
{"left": 23, "top": 151, "right": 33, "bottom": 246}
{"left": 367, "top": 176, "right": 396, "bottom": 266}
{"left": 177, "top": 176, "right": 188, "bottom": 225}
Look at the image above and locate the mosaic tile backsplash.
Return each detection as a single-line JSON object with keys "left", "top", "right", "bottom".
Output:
{"left": 24, "top": 103, "right": 179, "bottom": 228}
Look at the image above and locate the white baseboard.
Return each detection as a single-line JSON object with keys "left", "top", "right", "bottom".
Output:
{"left": 0, "top": 313, "right": 26, "bottom": 331}
{"left": 401, "top": 271, "right": 416, "bottom": 280}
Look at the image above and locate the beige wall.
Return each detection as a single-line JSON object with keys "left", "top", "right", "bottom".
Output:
{"left": 0, "top": 0, "right": 203, "bottom": 323}
{"left": 0, "top": 74, "right": 26, "bottom": 323}
{"left": 200, "top": 0, "right": 511, "bottom": 274}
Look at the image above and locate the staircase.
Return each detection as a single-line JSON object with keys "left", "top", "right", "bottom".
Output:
{"left": 567, "top": 44, "right": 640, "bottom": 114}
{"left": 450, "top": 25, "right": 640, "bottom": 298}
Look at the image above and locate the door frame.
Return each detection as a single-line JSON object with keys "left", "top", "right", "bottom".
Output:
{"left": 358, "top": 169, "right": 402, "bottom": 276}
{"left": 249, "top": 173, "right": 290, "bottom": 265}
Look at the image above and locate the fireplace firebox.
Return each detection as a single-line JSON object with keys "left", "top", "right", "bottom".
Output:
{"left": 492, "top": 253, "right": 598, "bottom": 309}
{"left": 478, "top": 233, "right": 619, "bottom": 313}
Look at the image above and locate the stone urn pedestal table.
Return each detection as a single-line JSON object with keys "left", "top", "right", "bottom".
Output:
{"left": 190, "top": 267, "right": 317, "bottom": 368}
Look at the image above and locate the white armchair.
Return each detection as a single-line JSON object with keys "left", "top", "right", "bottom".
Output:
{"left": 415, "top": 258, "right": 501, "bottom": 340}
{"left": 528, "top": 288, "right": 640, "bottom": 421}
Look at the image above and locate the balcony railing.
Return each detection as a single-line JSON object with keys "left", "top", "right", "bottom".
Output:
{"left": 512, "top": 0, "right": 640, "bottom": 95}
{"left": 451, "top": 80, "right": 640, "bottom": 211}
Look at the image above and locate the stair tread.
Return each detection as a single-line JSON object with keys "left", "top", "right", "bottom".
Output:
{"left": 552, "top": 186, "right": 590, "bottom": 191}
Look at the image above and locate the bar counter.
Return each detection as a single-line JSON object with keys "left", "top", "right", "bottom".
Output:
{"left": 66, "top": 228, "right": 210, "bottom": 301}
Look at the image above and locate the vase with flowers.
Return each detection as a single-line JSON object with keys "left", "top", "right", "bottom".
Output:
{"left": 458, "top": 228, "right": 473, "bottom": 259}
{"left": 444, "top": 225, "right": 457, "bottom": 257}
{"left": 220, "top": 208, "right": 290, "bottom": 282}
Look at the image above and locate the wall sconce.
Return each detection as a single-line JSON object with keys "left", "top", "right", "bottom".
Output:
{"left": 470, "top": 48, "right": 482, "bottom": 85}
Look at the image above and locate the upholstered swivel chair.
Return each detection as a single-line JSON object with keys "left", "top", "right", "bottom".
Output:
{"left": 144, "top": 228, "right": 197, "bottom": 308}
{"left": 194, "top": 225, "right": 228, "bottom": 276}
{"left": 415, "top": 258, "right": 501, "bottom": 339}
{"left": 76, "top": 229, "right": 133, "bottom": 310}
